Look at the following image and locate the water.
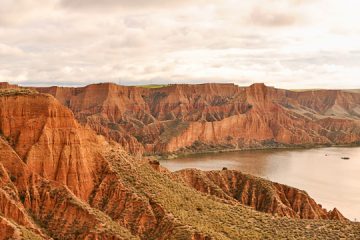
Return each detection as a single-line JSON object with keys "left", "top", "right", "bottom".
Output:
{"left": 160, "top": 147, "right": 360, "bottom": 220}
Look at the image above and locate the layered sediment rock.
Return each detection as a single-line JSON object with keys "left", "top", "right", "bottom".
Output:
{"left": 0, "top": 82, "right": 18, "bottom": 89}
{"left": 0, "top": 91, "right": 210, "bottom": 239}
{"left": 0, "top": 93, "right": 100, "bottom": 200}
{"left": 35, "top": 83, "right": 360, "bottom": 154}
{"left": 173, "top": 169, "right": 346, "bottom": 220}
{"left": 0, "top": 88, "right": 359, "bottom": 239}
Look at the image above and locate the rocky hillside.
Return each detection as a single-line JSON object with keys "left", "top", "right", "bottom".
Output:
{"left": 34, "top": 82, "right": 360, "bottom": 155}
{"left": 173, "top": 169, "right": 345, "bottom": 220}
{"left": 1, "top": 88, "right": 360, "bottom": 239}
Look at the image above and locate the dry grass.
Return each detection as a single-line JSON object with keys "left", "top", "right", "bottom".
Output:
{"left": 0, "top": 88, "right": 37, "bottom": 96}
{"left": 106, "top": 147, "right": 360, "bottom": 239}
{"left": 159, "top": 120, "right": 189, "bottom": 144}
{"left": 136, "top": 84, "right": 169, "bottom": 89}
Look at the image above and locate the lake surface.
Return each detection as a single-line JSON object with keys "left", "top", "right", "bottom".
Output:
{"left": 160, "top": 147, "right": 360, "bottom": 220}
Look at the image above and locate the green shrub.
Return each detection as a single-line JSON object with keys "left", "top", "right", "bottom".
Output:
{"left": 0, "top": 88, "right": 37, "bottom": 96}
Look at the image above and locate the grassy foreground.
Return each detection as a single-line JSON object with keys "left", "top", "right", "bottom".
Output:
{"left": 107, "top": 146, "right": 360, "bottom": 239}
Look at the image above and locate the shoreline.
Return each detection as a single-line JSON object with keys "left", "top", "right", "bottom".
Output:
{"left": 157, "top": 144, "right": 360, "bottom": 221}
{"left": 150, "top": 143, "right": 360, "bottom": 160}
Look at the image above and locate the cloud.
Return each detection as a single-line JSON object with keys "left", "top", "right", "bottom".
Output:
{"left": 0, "top": 0, "right": 359, "bottom": 89}
{"left": 248, "top": 6, "right": 298, "bottom": 27}
{"left": 0, "top": 0, "right": 55, "bottom": 27}
{"left": 0, "top": 44, "right": 24, "bottom": 57}
{"left": 243, "top": 0, "right": 314, "bottom": 28}
{"left": 59, "top": 0, "right": 207, "bottom": 10}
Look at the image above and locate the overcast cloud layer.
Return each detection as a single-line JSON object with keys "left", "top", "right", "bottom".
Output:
{"left": 0, "top": 0, "right": 359, "bottom": 88}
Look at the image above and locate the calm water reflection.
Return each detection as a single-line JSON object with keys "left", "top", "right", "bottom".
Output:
{"left": 160, "top": 147, "right": 360, "bottom": 220}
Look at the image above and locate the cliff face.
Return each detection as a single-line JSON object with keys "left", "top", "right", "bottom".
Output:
{"left": 0, "top": 93, "right": 100, "bottom": 200}
{"left": 38, "top": 83, "right": 150, "bottom": 154}
{"left": 36, "top": 83, "right": 360, "bottom": 154}
{"left": 0, "top": 136, "right": 139, "bottom": 240}
{"left": 0, "top": 82, "right": 18, "bottom": 89}
{"left": 173, "top": 169, "right": 345, "bottom": 220}
{"left": 0, "top": 90, "right": 360, "bottom": 239}
{"left": 0, "top": 91, "right": 210, "bottom": 239}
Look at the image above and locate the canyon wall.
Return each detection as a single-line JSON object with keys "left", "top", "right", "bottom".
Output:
{"left": 0, "top": 86, "right": 360, "bottom": 239}
{"left": 35, "top": 82, "right": 360, "bottom": 154}
{"left": 0, "top": 91, "right": 209, "bottom": 239}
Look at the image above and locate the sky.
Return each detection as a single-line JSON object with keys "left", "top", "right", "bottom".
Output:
{"left": 0, "top": 0, "right": 359, "bottom": 89}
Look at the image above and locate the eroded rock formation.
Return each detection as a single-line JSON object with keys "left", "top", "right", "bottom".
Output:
{"left": 0, "top": 87, "right": 359, "bottom": 239}
{"left": 173, "top": 169, "right": 346, "bottom": 220}
{"left": 0, "top": 91, "right": 209, "bottom": 239}
{"left": 35, "top": 83, "right": 360, "bottom": 154}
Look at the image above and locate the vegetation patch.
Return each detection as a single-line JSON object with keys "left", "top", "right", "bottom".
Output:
{"left": 159, "top": 119, "right": 190, "bottom": 144}
{"left": 0, "top": 88, "right": 38, "bottom": 96}
{"left": 0, "top": 131, "right": 15, "bottom": 146}
{"left": 180, "top": 140, "right": 235, "bottom": 153}
{"left": 136, "top": 84, "right": 169, "bottom": 89}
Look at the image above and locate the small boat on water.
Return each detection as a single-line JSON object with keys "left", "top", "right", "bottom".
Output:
{"left": 341, "top": 157, "right": 350, "bottom": 160}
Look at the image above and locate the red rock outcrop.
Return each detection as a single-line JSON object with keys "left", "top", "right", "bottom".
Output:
{"left": 173, "top": 169, "right": 346, "bottom": 221}
{"left": 35, "top": 83, "right": 360, "bottom": 154}
{"left": 0, "top": 93, "right": 101, "bottom": 200}
{"left": 0, "top": 88, "right": 359, "bottom": 239}
{"left": 0, "top": 82, "right": 18, "bottom": 89}
{"left": 0, "top": 91, "right": 211, "bottom": 239}
{"left": 36, "top": 83, "right": 147, "bottom": 155}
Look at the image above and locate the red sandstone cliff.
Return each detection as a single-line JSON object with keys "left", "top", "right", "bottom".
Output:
{"left": 172, "top": 169, "right": 346, "bottom": 220}
{"left": 0, "top": 90, "right": 211, "bottom": 239}
{"left": 35, "top": 83, "right": 360, "bottom": 154}
{"left": 0, "top": 88, "right": 359, "bottom": 239}
{"left": 0, "top": 82, "right": 18, "bottom": 89}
